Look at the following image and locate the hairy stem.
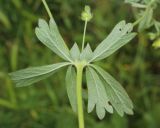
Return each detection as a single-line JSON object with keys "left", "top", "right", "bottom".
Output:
{"left": 42, "top": 0, "right": 53, "bottom": 19}
{"left": 82, "top": 20, "right": 88, "bottom": 51}
{"left": 76, "top": 64, "right": 85, "bottom": 128}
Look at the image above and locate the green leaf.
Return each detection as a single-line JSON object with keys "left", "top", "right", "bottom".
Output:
{"left": 154, "top": 20, "right": 160, "bottom": 34}
{"left": 90, "top": 21, "right": 136, "bottom": 62}
{"left": 125, "top": 0, "right": 140, "bottom": 3}
{"left": 125, "top": 0, "right": 147, "bottom": 8}
{"left": 86, "top": 67, "right": 113, "bottom": 119}
{"left": 143, "top": 0, "right": 151, "bottom": 4}
{"left": 35, "top": 19, "right": 72, "bottom": 61}
{"left": 80, "top": 44, "right": 93, "bottom": 61}
{"left": 9, "top": 62, "right": 70, "bottom": 87}
{"left": 91, "top": 64, "right": 134, "bottom": 116}
{"left": 131, "top": 3, "right": 147, "bottom": 8}
{"left": 66, "top": 66, "right": 77, "bottom": 112}
{"left": 138, "top": 8, "right": 153, "bottom": 31}
{"left": 70, "top": 43, "right": 80, "bottom": 61}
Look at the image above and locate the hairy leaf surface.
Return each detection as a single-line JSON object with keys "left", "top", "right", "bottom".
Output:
{"left": 35, "top": 19, "right": 72, "bottom": 61}
{"left": 9, "top": 62, "right": 70, "bottom": 87}
{"left": 90, "top": 21, "right": 136, "bottom": 62}
{"left": 91, "top": 64, "right": 134, "bottom": 116}
{"left": 66, "top": 66, "right": 77, "bottom": 112}
{"left": 86, "top": 67, "right": 113, "bottom": 119}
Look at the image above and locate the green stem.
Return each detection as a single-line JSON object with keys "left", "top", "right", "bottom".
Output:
{"left": 133, "top": 16, "right": 143, "bottom": 27}
{"left": 42, "top": 0, "right": 53, "bottom": 19}
{"left": 76, "top": 64, "right": 85, "bottom": 128}
{"left": 82, "top": 20, "right": 88, "bottom": 51}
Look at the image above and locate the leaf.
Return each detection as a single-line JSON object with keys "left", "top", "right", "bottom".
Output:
{"left": 70, "top": 43, "right": 80, "bottom": 61}
{"left": 90, "top": 21, "right": 136, "bottom": 62}
{"left": 86, "top": 67, "right": 113, "bottom": 119}
{"left": 125, "top": 0, "right": 147, "bottom": 8}
{"left": 154, "top": 20, "right": 160, "bottom": 34}
{"left": 138, "top": 8, "right": 153, "bottom": 31}
{"left": 35, "top": 19, "right": 72, "bottom": 61}
{"left": 130, "top": 3, "right": 147, "bottom": 8}
{"left": 125, "top": 0, "right": 140, "bottom": 3}
{"left": 9, "top": 62, "right": 70, "bottom": 87}
{"left": 91, "top": 64, "right": 134, "bottom": 116}
{"left": 143, "top": 0, "right": 151, "bottom": 4}
{"left": 66, "top": 66, "right": 77, "bottom": 112}
{"left": 80, "top": 44, "right": 93, "bottom": 61}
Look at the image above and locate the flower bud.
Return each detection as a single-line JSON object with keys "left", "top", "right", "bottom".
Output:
{"left": 81, "top": 5, "right": 93, "bottom": 22}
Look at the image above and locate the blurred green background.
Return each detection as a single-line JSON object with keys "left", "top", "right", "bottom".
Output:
{"left": 0, "top": 0, "right": 160, "bottom": 128}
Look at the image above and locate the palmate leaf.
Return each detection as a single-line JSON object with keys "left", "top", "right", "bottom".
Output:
{"left": 90, "top": 21, "right": 136, "bottom": 62}
{"left": 91, "top": 64, "right": 134, "bottom": 116}
{"left": 35, "top": 19, "right": 72, "bottom": 61}
{"left": 9, "top": 62, "right": 70, "bottom": 87}
{"left": 66, "top": 66, "right": 77, "bottom": 112}
{"left": 86, "top": 67, "right": 113, "bottom": 119}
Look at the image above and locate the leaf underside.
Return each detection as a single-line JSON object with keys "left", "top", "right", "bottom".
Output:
{"left": 35, "top": 19, "right": 71, "bottom": 61}
{"left": 9, "top": 62, "right": 70, "bottom": 87}
{"left": 66, "top": 66, "right": 77, "bottom": 112}
{"left": 90, "top": 21, "right": 136, "bottom": 62}
{"left": 86, "top": 67, "right": 113, "bottom": 119}
{"left": 91, "top": 64, "right": 134, "bottom": 116}
{"left": 70, "top": 43, "right": 80, "bottom": 61}
{"left": 80, "top": 44, "right": 93, "bottom": 61}
{"left": 70, "top": 43, "right": 93, "bottom": 62}
{"left": 69, "top": 21, "right": 136, "bottom": 63}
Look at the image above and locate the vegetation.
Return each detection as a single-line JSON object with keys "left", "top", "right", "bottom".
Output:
{"left": 0, "top": 0, "right": 160, "bottom": 128}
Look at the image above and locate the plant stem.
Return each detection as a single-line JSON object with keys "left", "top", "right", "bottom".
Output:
{"left": 133, "top": 16, "right": 143, "bottom": 27}
{"left": 81, "top": 20, "right": 88, "bottom": 51}
{"left": 76, "top": 64, "right": 85, "bottom": 128}
{"left": 42, "top": 0, "right": 53, "bottom": 19}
